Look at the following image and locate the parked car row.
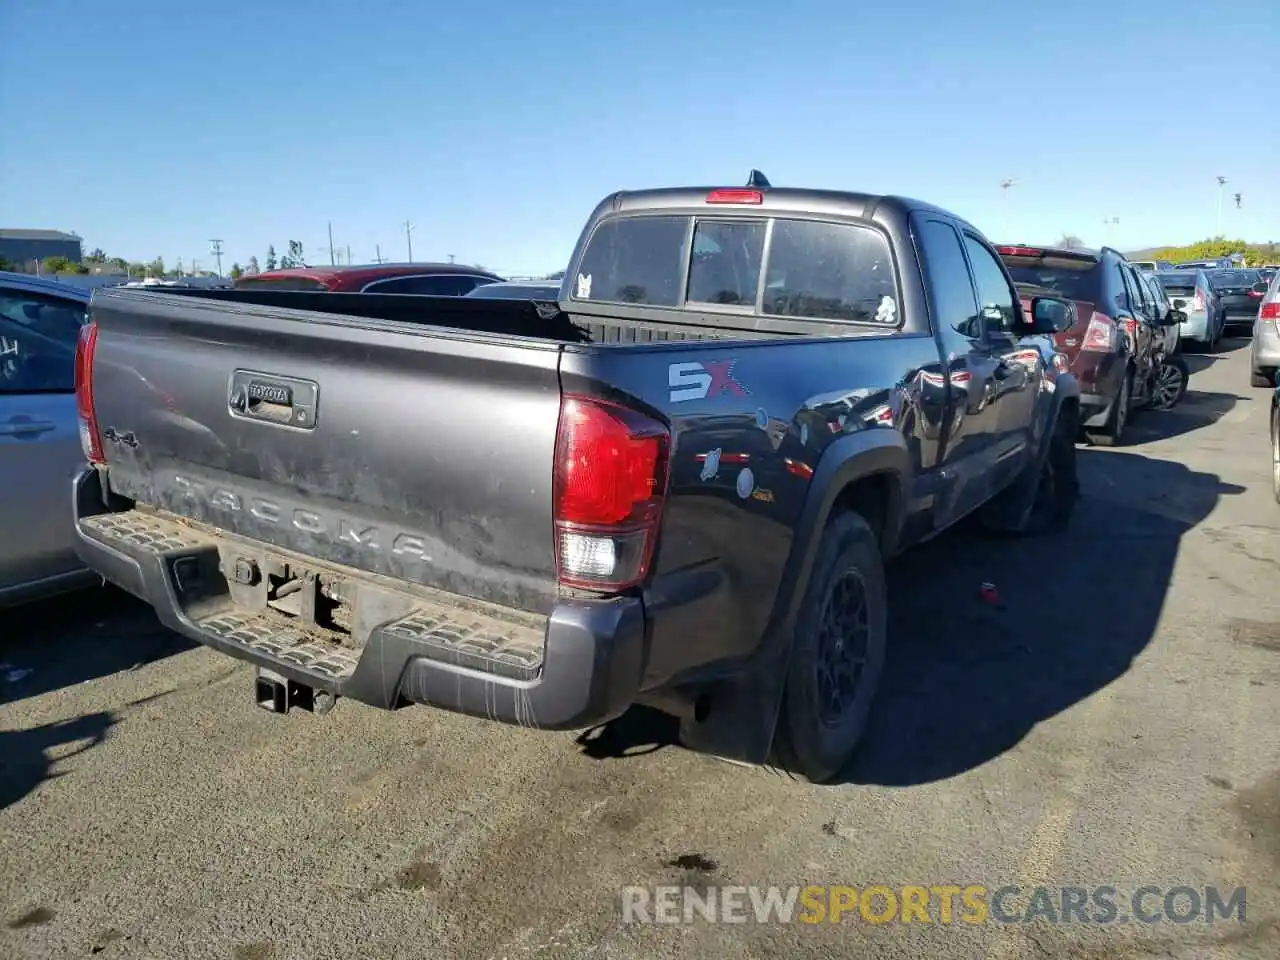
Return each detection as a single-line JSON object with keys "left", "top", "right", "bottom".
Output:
{"left": 1251, "top": 268, "right": 1280, "bottom": 387}
{"left": 995, "top": 243, "right": 1188, "bottom": 448}
{"left": 1129, "top": 261, "right": 1276, "bottom": 389}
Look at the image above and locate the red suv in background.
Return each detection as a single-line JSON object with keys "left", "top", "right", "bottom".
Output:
{"left": 997, "top": 244, "right": 1157, "bottom": 447}
{"left": 233, "top": 262, "right": 504, "bottom": 295}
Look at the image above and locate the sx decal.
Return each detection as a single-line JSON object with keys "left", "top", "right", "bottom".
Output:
{"left": 668, "top": 359, "right": 750, "bottom": 403}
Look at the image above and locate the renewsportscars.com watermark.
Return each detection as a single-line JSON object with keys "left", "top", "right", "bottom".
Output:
{"left": 621, "top": 885, "right": 1246, "bottom": 926}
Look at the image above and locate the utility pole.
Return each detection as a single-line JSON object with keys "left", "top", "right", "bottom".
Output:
{"left": 999, "top": 178, "right": 1020, "bottom": 238}
{"left": 448, "top": 253, "right": 455, "bottom": 264}
{"left": 327, "top": 222, "right": 336, "bottom": 266}
{"left": 209, "top": 239, "right": 224, "bottom": 278}
{"left": 403, "top": 220, "right": 415, "bottom": 262}
{"left": 1216, "top": 176, "right": 1227, "bottom": 237}
{"left": 1102, "top": 217, "right": 1119, "bottom": 245}
{"left": 346, "top": 245, "right": 352, "bottom": 265}
{"left": 374, "top": 244, "right": 386, "bottom": 264}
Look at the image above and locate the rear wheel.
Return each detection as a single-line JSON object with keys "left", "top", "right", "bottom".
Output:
{"left": 1252, "top": 368, "right": 1274, "bottom": 388}
{"left": 773, "top": 511, "right": 887, "bottom": 784}
{"left": 1150, "top": 356, "right": 1189, "bottom": 410}
{"left": 1084, "top": 369, "right": 1130, "bottom": 447}
{"left": 1014, "top": 408, "right": 1079, "bottom": 536}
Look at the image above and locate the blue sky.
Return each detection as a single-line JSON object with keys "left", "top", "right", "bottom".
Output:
{"left": 2, "top": 0, "right": 1275, "bottom": 275}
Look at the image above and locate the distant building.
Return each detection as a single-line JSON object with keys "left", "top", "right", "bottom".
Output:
{"left": 0, "top": 228, "right": 83, "bottom": 266}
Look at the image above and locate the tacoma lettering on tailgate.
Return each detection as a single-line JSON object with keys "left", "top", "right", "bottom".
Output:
{"left": 169, "top": 474, "right": 432, "bottom": 561}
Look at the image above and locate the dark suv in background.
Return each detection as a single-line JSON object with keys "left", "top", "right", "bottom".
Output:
{"left": 996, "top": 244, "right": 1162, "bottom": 446}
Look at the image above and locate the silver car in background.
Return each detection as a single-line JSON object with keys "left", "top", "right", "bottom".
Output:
{"left": 1155, "top": 270, "right": 1223, "bottom": 351}
{"left": 1250, "top": 270, "right": 1280, "bottom": 387}
{"left": 0, "top": 271, "right": 99, "bottom": 606}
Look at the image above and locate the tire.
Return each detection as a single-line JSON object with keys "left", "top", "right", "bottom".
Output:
{"left": 1252, "top": 368, "right": 1274, "bottom": 388}
{"left": 1150, "top": 356, "right": 1189, "bottom": 410}
{"left": 1083, "top": 369, "right": 1130, "bottom": 447}
{"left": 1010, "top": 407, "right": 1080, "bottom": 536}
{"left": 773, "top": 511, "right": 887, "bottom": 784}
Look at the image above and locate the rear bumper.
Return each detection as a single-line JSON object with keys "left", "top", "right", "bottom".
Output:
{"left": 1179, "top": 310, "right": 1212, "bottom": 341}
{"left": 1251, "top": 321, "right": 1280, "bottom": 372}
{"left": 71, "top": 469, "right": 645, "bottom": 730}
{"left": 1224, "top": 309, "right": 1260, "bottom": 324}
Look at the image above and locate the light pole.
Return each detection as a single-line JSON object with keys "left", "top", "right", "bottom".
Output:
{"left": 1102, "top": 217, "right": 1119, "bottom": 246}
{"left": 1000, "top": 177, "right": 1020, "bottom": 238}
{"left": 1216, "top": 176, "right": 1227, "bottom": 237}
{"left": 403, "top": 220, "right": 415, "bottom": 262}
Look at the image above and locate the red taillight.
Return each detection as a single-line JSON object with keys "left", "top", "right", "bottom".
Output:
{"left": 705, "top": 188, "right": 763, "bottom": 205}
{"left": 1248, "top": 289, "right": 1263, "bottom": 298}
{"left": 1261, "top": 303, "right": 1280, "bottom": 321}
{"left": 553, "top": 396, "right": 670, "bottom": 590}
{"left": 1081, "top": 312, "right": 1116, "bottom": 352}
{"left": 74, "top": 322, "right": 104, "bottom": 464}
{"left": 996, "top": 245, "right": 1044, "bottom": 257}
{"left": 1193, "top": 289, "right": 1206, "bottom": 311}
{"left": 1121, "top": 317, "right": 1138, "bottom": 343}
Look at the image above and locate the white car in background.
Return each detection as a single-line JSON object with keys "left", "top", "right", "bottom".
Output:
{"left": 0, "top": 271, "right": 100, "bottom": 606}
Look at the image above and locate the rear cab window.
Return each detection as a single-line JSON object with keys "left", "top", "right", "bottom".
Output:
{"left": 1156, "top": 273, "right": 1199, "bottom": 297}
{"left": 571, "top": 214, "right": 899, "bottom": 326}
{"left": 997, "top": 248, "right": 1102, "bottom": 304}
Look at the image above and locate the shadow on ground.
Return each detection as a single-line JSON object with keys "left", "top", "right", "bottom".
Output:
{"left": 0, "top": 711, "right": 117, "bottom": 809}
{"left": 842, "top": 447, "right": 1243, "bottom": 786}
{"left": 1124, "top": 389, "right": 1244, "bottom": 443}
{"left": 0, "top": 585, "right": 191, "bottom": 707}
{"left": 576, "top": 448, "right": 1244, "bottom": 786}
{"left": 574, "top": 706, "right": 681, "bottom": 760}
{"left": 1183, "top": 337, "right": 1251, "bottom": 374}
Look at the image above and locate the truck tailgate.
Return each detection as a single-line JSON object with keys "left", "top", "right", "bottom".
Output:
{"left": 87, "top": 288, "right": 563, "bottom": 613}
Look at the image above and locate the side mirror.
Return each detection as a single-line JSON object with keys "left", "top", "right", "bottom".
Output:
{"left": 1027, "top": 296, "right": 1074, "bottom": 334}
{"left": 1172, "top": 298, "right": 1187, "bottom": 310}
{"left": 1171, "top": 310, "right": 1188, "bottom": 324}
{"left": 1253, "top": 282, "right": 1269, "bottom": 294}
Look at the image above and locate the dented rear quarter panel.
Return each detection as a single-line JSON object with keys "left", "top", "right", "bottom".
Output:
{"left": 560, "top": 329, "right": 945, "bottom": 690}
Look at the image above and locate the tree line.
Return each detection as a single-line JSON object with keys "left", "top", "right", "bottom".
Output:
{"left": 1139, "top": 238, "right": 1278, "bottom": 267}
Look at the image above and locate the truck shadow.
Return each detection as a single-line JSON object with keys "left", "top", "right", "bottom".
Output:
{"left": 0, "top": 711, "right": 117, "bottom": 810}
{"left": 841, "top": 448, "right": 1244, "bottom": 787}
{"left": 0, "top": 586, "right": 193, "bottom": 707}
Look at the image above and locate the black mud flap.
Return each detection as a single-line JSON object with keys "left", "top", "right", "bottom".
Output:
{"left": 675, "top": 645, "right": 791, "bottom": 769}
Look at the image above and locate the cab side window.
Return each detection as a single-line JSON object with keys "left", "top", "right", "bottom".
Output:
{"left": 916, "top": 218, "right": 980, "bottom": 354}
{"left": 962, "top": 234, "right": 1018, "bottom": 336}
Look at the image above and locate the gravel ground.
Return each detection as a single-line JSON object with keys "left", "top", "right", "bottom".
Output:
{"left": 2, "top": 339, "right": 1278, "bottom": 960}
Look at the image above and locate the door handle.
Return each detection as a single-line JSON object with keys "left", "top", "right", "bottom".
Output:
{"left": 0, "top": 419, "right": 57, "bottom": 437}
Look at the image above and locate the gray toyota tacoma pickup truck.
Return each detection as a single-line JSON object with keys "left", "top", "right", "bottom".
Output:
{"left": 71, "top": 173, "right": 1080, "bottom": 782}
